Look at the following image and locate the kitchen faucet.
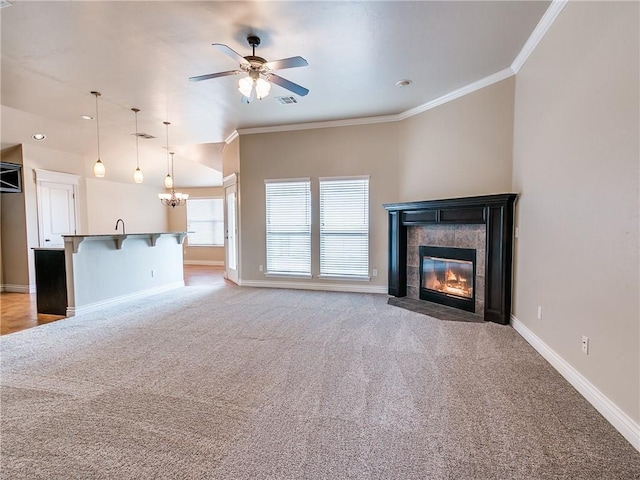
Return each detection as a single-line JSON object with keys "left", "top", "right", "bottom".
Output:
{"left": 115, "top": 218, "right": 126, "bottom": 235}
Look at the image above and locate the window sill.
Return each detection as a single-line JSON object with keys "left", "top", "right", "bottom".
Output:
{"left": 265, "top": 273, "right": 312, "bottom": 279}
{"left": 317, "top": 274, "right": 371, "bottom": 282}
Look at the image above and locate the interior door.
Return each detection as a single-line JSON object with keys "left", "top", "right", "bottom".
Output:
{"left": 36, "top": 171, "right": 77, "bottom": 248}
{"left": 224, "top": 176, "right": 239, "bottom": 284}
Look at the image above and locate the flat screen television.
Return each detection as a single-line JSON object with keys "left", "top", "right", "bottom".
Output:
{"left": 0, "top": 162, "right": 23, "bottom": 193}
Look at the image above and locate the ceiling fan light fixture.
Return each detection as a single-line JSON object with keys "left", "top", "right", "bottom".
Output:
{"left": 238, "top": 76, "right": 254, "bottom": 98}
{"left": 255, "top": 77, "right": 271, "bottom": 99}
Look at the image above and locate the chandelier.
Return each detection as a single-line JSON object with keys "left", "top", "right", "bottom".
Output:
{"left": 158, "top": 121, "right": 188, "bottom": 208}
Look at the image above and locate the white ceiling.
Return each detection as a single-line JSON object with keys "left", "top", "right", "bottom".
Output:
{"left": 1, "top": 0, "right": 550, "bottom": 187}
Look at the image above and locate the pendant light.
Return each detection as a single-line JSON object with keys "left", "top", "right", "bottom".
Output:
{"left": 131, "top": 108, "right": 144, "bottom": 183}
{"left": 91, "top": 91, "right": 105, "bottom": 177}
{"left": 158, "top": 121, "right": 188, "bottom": 208}
{"left": 158, "top": 152, "right": 189, "bottom": 208}
{"left": 162, "top": 121, "right": 173, "bottom": 189}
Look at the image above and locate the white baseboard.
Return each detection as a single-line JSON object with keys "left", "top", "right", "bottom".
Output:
{"left": 238, "top": 279, "right": 388, "bottom": 295}
{"left": 511, "top": 315, "right": 640, "bottom": 452}
{"left": 183, "top": 260, "right": 225, "bottom": 266}
{"left": 1, "top": 284, "right": 36, "bottom": 294}
{"left": 67, "top": 281, "right": 185, "bottom": 317}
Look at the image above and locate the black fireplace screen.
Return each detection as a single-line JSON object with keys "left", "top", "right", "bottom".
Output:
{"left": 422, "top": 256, "right": 473, "bottom": 299}
{"left": 419, "top": 245, "right": 476, "bottom": 312}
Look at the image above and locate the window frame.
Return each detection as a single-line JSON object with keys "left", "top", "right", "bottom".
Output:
{"left": 264, "top": 178, "right": 312, "bottom": 277}
{"left": 186, "top": 197, "right": 225, "bottom": 247}
{"left": 318, "top": 175, "right": 370, "bottom": 280}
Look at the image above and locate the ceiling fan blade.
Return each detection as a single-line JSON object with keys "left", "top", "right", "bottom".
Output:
{"left": 212, "top": 43, "right": 250, "bottom": 66}
{"left": 268, "top": 74, "right": 309, "bottom": 97}
{"left": 189, "top": 70, "right": 242, "bottom": 82}
{"left": 264, "top": 56, "right": 308, "bottom": 71}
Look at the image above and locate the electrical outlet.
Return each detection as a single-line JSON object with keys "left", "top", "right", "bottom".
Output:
{"left": 259, "top": 265, "right": 264, "bottom": 272}
{"left": 373, "top": 269, "right": 378, "bottom": 277}
{"left": 537, "top": 306, "right": 542, "bottom": 320}
{"left": 582, "top": 336, "right": 589, "bottom": 355}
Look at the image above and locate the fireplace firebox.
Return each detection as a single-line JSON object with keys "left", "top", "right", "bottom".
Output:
{"left": 419, "top": 246, "right": 476, "bottom": 312}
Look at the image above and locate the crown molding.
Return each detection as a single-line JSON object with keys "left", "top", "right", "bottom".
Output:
{"left": 237, "top": 113, "right": 399, "bottom": 136}
{"left": 511, "top": 0, "right": 568, "bottom": 73}
{"left": 237, "top": 1, "right": 564, "bottom": 137}
{"left": 397, "top": 68, "right": 515, "bottom": 121}
{"left": 224, "top": 130, "right": 239, "bottom": 144}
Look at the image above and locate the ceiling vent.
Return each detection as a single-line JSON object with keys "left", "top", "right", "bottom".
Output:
{"left": 275, "top": 96, "right": 298, "bottom": 105}
{"left": 132, "top": 133, "right": 155, "bottom": 140}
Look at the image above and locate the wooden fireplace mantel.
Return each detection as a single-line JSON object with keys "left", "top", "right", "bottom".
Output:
{"left": 383, "top": 193, "right": 517, "bottom": 325}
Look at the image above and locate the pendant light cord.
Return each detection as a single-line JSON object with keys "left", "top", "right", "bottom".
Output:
{"left": 94, "top": 93, "right": 101, "bottom": 158}
{"left": 134, "top": 109, "right": 140, "bottom": 168}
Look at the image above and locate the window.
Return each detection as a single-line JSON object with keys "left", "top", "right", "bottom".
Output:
{"left": 319, "top": 177, "right": 369, "bottom": 278}
{"left": 187, "top": 198, "right": 224, "bottom": 246}
{"left": 265, "top": 179, "right": 311, "bottom": 275}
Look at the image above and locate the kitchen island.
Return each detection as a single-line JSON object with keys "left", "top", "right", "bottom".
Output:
{"left": 63, "top": 232, "right": 187, "bottom": 316}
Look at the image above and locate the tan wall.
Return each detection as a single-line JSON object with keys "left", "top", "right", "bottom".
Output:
{"left": 239, "top": 123, "right": 400, "bottom": 286}
{"left": 1, "top": 144, "right": 89, "bottom": 289}
{"left": 223, "top": 136, "right": 240, "bottom": 178}
{"left": 167, "top": 186, "right": 225, "bottom": 265}
{"left": 85, "top": 178, "right": 169, "bottom": 234}
{"left": 0, "top": 145, "right": 29, "bottom": 289}
{"left": 398, "top": 77, "right": 515, "bottom": 202}
{"left": 512, "top": 1, "right": 639, "bottom": 423}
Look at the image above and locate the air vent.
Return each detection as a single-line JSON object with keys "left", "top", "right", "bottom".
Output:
{"left": 275, "top": 96, "right": 298, "bottom": 105}
{"left": 132, "top": 133, "right": 155, "bottom": 140}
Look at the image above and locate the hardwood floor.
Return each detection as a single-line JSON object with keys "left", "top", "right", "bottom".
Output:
{"left": 0, "top": 265, "right": 229, "bottom": 336}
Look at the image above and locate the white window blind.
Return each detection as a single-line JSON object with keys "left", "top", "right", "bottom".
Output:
{"left": 187, "top": 198, "right": 224, "bottom": 246}
{"left": 265, "top": 179, "right": 311, "bottom": 275}
{"left": 319, "top": 177, "right": 369, "bottom": 277}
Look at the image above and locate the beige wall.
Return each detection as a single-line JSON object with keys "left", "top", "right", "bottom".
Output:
{"left": 167, "top": 186, "right": 225, "bottom": 265}
{"left": 223, "top": 136, "right": 240, "bottom": 178}
{"left": 512, "top": 1, "right": 639, "bottom": 423}
{"left": 239, "top": 123, "right": 400, "bottom": 287}
{"left": 1, "top": 144, "right": 90, "bottom": 289}
{"left": 86, "top": 178, "right": 169, "bottom": 234}
{"left": 398, "top": 77, "right": 515, "bottom": 202}
{"left": 0, "top": 145, "right": 30, "bottom": 289}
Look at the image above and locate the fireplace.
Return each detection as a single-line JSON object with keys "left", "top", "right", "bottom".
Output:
{"left": 419, "top": 246, "right": 476, "bottom": 312}
{"left": 383, "top": 194, "right": 517, "bottom": 325}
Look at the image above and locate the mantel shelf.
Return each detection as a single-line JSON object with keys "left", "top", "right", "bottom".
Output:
{"left": 63, "top": 232, "right": 187, "bottom": 254}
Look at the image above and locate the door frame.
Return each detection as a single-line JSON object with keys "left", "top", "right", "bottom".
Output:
{"left": 223, "top": 172, "right": 239, "bottom": 284}
{"left": 34, "top": 169, "right": 81, "bottom": 247}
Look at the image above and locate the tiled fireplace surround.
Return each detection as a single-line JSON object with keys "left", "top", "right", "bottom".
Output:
{"left": 406, "top": 224, "right": 486, "bottom": 315}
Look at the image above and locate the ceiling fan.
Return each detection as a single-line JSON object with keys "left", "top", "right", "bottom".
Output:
{"left": 189, "top": 35, "right": 309, "bottom": 101}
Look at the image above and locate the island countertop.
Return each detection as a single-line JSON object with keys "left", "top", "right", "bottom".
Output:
{"left": 63, "top": 232, "right": 187, "bottom": 253}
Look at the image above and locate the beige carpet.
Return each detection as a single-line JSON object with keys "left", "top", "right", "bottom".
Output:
{"left": 2, "top": 285, "right": 639, "bottom": 479}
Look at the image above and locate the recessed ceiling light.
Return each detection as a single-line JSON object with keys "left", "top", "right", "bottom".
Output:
{"left": 81, "top": 115, "right": 94, "bottom": 120}
{"left": 396, "top": 79, "right": 412, "bottom": 87}
{"left": 32, "top": 133, "right": 46, "bottom": 141}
